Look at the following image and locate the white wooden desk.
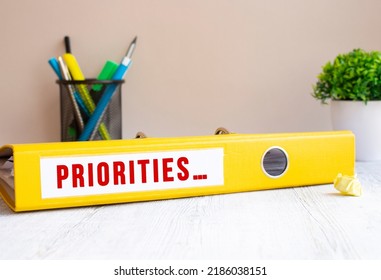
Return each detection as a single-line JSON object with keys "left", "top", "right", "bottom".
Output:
{"left": 0, "top": 162, "right": 380, "bottom": 260}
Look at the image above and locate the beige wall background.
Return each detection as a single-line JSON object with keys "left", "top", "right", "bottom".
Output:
{"left": 1, "top": 0, "right": 381, "bottom": 144}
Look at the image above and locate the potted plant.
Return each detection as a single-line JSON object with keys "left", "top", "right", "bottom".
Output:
{"left": 312, "top": 48, "right": 381, "bottom": 161}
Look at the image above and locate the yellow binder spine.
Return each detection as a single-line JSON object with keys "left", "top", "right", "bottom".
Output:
{"left": 0, "top": 131, "right": 355, "bottom": 212}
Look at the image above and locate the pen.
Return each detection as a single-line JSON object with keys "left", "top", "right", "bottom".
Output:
{"left": 92, "top": 36, "right": 136, "bottom": 92}
{"left": 79, "top": 57, "right": 132, "bottom": 141}
{"left": 78, "top": 36, "right": 137, "bottom": 141}
{"left": 63, "top": 53, "right": 111, "bottom": 140}
{"left": 57, "top": 56, "right": 84, "bottom": 131}
{"left": 48, "top": 57, "right": 62, "bottom": 79}
{"left": 49, "top": 57, "right": 91, "bottom": 116}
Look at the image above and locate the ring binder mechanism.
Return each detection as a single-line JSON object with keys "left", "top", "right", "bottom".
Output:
{"left": 0, "top": 130, "right": 355, "bottom": 212}
{"left": 215, "top": 127, "right": 231, "bottom": 135}
{"left": 135, "top": 132, "right": 147, "bottom": 139}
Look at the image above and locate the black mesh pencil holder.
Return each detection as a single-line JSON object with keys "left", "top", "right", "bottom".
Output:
{"left": 57, "top": 79, "right": 124, "bottom": 141}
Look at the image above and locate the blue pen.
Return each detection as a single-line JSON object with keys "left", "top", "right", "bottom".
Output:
{"left": 78, "top": 57, "right": 132, "bottom": 141}
{"left": 48, "top": 57, "right": 62, "bottom": 79}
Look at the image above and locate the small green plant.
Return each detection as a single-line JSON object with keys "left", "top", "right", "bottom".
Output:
{"left": 312, "top": 49, "right": 381, "bottom": 103}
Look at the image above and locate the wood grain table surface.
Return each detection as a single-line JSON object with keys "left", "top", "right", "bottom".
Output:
{"left": 1, "top": 162, "right": 380, "bottom": 260}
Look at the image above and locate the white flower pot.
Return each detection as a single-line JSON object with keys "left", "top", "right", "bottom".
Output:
{"left": 331, "top": 100, "right": 381, "bottom": 161}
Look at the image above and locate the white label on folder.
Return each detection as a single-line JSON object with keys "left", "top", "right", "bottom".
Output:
{"left": 40, "top": 148, "right": 224, "bottom": 199}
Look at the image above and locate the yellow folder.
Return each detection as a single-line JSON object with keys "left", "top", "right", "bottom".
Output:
{"left": 0, "top": 131, "right": 355, "bottom": 212}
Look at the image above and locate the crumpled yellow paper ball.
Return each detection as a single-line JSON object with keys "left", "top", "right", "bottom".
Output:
{"left": 334, "top": 173, "right": 363, "bottom": 197}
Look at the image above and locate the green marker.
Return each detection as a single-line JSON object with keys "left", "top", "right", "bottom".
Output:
{"left": 92, "top": 60, "right": 119, "bottom": 91}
